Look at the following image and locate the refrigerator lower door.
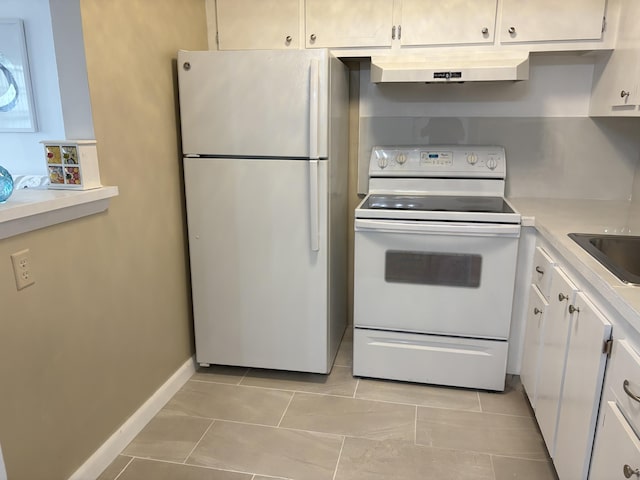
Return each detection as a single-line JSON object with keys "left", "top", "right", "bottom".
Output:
{"left": 184, "top": 157, "right": 330, "bottom": 373}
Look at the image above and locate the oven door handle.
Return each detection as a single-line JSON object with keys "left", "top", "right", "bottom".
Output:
{"left": 355, "top": 219, "right": 521, "bottom": 237}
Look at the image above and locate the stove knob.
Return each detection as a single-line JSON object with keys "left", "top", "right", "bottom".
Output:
{"left": 396, "top": 153, "right": 407, "bottom": 165}
{"left": 487, "top": 159, "right": 498, "bottom": 170}
{"left": 378, "top": 157, "right": 388, "bottom": 169}
{"left": 466, "top": 153, "right": 478, "bottom": 165}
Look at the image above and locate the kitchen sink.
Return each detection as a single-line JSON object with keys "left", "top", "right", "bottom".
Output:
{"left": 569, "top": 233, "right": 640, "bottom": 285}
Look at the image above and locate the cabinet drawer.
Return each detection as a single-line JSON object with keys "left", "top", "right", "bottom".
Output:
{"left": 589, "top": 401, "right": 640, "bottom": 480}
{"left": 531, "top": 246, "right": 555, "bottom": 299}
{"left": 608, "top": 340, "right": 640, "bottom": 433}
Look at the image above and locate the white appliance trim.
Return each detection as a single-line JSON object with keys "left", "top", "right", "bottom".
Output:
{"left": 67, "top": 357, "right": 196, "bottom": 480}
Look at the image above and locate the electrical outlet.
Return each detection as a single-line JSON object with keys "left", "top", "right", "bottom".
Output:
{"left": 11, "top": 249, "right": 35, "bottom": 290}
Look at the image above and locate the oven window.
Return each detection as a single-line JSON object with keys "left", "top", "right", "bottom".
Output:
{"left": 385, "top": 250, "right": 482, "bottom": 288}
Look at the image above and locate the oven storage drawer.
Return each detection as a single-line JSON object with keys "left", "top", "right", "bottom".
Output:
{"left": 353, "top": 328, "right": 508, "bottom": 391}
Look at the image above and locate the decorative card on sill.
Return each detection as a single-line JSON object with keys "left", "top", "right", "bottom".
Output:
{"left": 42, "top": 140, "right": 102, "bottom": 190}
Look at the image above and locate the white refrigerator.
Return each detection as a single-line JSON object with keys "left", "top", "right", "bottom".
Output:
{"left": 177, "top": 49, "right": 348, "bottom": 373}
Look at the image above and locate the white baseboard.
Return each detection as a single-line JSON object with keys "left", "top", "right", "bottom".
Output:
{"left": 68, "top": 356, "right": 196, "bottom": 480}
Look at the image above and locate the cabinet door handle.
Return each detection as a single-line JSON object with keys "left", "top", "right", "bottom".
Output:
{"left": 310, "top": 33, "right": 316, "bottom": 42}
{"left": 623, "top": 380, "right": 640, "bottom": 403}
{"left": 569, "top": 304, "right": 579, "bottom": 314}
{"left": 285, "top": 35, "right": 292, "bottom": 43}
{"left": 535, "top": 266, "right": 544, "bottom": 275}
{"left": 621, "top": 90, "right": 631, "bottom": 99}
{"left": 558, "top": 293, "right": 569, "bottom": 302}
{"left": 482, "top": 27, "right": 489, "bottom": 35}
{"left": 533, "top": 307, "right": 542, "bottom": 315}
{"left": 392, "top": 25, "right": 396, "bottom": 40}
{"left": 508, "top": 26, "right": 516, "bottom": 34}
{"left": 624, "top": 464, "right": 640, "bottom": 478}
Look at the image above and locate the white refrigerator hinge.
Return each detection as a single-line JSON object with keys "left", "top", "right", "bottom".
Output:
{"left": 603, "top": 339, "right": 613, "bottom": 357}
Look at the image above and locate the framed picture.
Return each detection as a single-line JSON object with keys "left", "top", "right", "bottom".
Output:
{"left": 0, "top": 18, "right": 37, "bottom": 132}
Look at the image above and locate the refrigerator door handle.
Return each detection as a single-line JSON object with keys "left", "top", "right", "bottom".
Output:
{"left": 309, "top": 160, "right": 320, "bottom": 252}
{"left": 309, "top": 58, "right": 320, "bottom": 160}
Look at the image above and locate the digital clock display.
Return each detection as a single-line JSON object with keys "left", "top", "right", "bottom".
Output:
{"left": 421, "top": 151, "right": 453, "bottom": 166}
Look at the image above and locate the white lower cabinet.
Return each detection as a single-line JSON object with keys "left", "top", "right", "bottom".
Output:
{"left": 590, "top": 341, "right": 640, "bottom": 479}
{"left": 554, "top": 292, "right": 611, "bottom": 480}
{"left": 535, "top": 265, "right": 578, "bottom": 457}
{"left": 590, "top": 401, "right": 640, "bottom": 479}
{"left": 520, "top": 284, "right": 548, "bottom": 409}
{"left": 522, "top": 244, "right": 613, "bottom": 479}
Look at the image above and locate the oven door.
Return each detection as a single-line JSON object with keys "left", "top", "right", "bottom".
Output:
{"left": 354, "top": 219, "right": 520, "bottom": 339}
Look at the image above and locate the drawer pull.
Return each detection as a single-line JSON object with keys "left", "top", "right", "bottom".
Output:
{"left": 623, "top": 380, "right": 640, "bottom": 403}
{"left": 558, "top": 293, "right": 569, "bottom": 302}
{"left": 624, "top": 464, "right": 640, "bottom": 478}
{"left": 535, "top": 266, "right": 544, "bottom": 275}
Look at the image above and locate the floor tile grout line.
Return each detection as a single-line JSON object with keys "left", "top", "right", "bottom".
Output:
{"left": 352, "top": 378, "right": 359, "bottom": 398}
{"left": 188, "top": 374, "right": 532, "bottom": 417}
{"left": 277, "top": 391, "right": 296, "bottom": 427}
{"left": 489, "top": 453, "right": 497, "bottom": 480}
{"left": 238, "top": 368, "right": 251, "bottom": 385}
{"left": 112, "top": 456, "right": 135, "bottom": 480}
{"left": 414, "top": 405, "right": 418, "bottom": 446}
{"left": 182, "top": 418, "right": 216, "bottom": 464}
{"left": 331, "top": 436, "right": 346, "bottom": 480}
{"left": 124, "top": 454, "right": 263, "bottom": 477}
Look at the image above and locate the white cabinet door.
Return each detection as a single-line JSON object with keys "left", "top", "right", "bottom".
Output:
{"left": 400, "top": 0, "right": 497, "bottom": 46}
{"left": 536, "top": 266, "right": 578, "bottom": 457}
{"left": 216, "top": 0, "right": 300, "bottom": 50}
{"left": 590, "top": 401, "right": 640, "bottom": 480}
{"left": 590, "top": 0, "right": 640, "bottom": 114}
{"left": 554, "top": 293, "right": 611, "bottom": 480}
{"left": 500, "top": 0, "right": 607, "bottom": 43}
{"left": 305, "top": 0, "right": 394, "bottom": 48}
{"left": 521, "top": 284, "right": 547, "bottom": 409}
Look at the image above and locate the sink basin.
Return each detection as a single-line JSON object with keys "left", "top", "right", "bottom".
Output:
{"left": 569, "top": 233, "right": 640, "bottom": 285}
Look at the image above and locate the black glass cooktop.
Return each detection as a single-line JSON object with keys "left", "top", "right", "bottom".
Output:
{"left": 362, "top": 195, "right": 515, "bottom": 214}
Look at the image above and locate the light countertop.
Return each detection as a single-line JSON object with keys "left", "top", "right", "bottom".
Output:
{"left": 508, "top": 197, "right": 640, "bottom": 337}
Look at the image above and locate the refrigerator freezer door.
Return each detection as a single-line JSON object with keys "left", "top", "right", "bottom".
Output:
{"left": 184, "top": 157, "right": 330, "bottom": 373}
{"left": 178, "top": 49, "right": 329, "bottom": 159}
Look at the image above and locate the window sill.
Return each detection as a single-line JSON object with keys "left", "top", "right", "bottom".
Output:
{"left": 0, "top": 186, "right": 119, "bottom": 240}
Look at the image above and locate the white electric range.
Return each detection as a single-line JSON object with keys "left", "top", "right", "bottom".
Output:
{"left": 353, "top": 145, "right": 521, "bottom": 391}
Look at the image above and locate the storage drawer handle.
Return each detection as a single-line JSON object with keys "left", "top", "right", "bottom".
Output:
{"left": 623, "top": 380, "right": 640, "bottom": 403}
{"left": 624, "top": 464, "right": 640, "bottom": 478}
{"left": 535, "top": 266, "right": 544, "bottom": 275}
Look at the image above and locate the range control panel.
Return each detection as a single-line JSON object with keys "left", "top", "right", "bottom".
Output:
{"left": 369, "top": 145, "right": 507, "bottom": 178}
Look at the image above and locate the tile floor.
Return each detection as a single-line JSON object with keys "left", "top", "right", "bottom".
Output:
{"left": 98, "top": 330, "right": 558, "bottom": 480}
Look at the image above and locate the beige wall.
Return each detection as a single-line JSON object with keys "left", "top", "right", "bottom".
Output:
{"left": 0, "top": 1, "right": 208, "bottom": 478}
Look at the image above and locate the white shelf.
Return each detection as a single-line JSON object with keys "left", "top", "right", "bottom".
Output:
{"left": 0, "top": 186, "right": 119, "bottom": 240}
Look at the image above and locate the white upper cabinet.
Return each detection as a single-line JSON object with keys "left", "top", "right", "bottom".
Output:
{"left": 590, "top": 0, "right": 640, "bottom": 116}
{"left": 400, "top": 0, "right": 497, "bottom": 46}
{"left": 500, "top": 0, "right": 607, "bottom": 43}
{"left": 305, "top": 0, "right": 394, "bottom": 48}
{"left": 216, "top": 0, "right": 300, "bottom": 50}
{"left": 212, "top": 0, "right": 613, "bottom": 52}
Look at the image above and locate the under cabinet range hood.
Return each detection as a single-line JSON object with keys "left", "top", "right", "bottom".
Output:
{"left": 370, "top": 52, "right": 530, "bottom": 83}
